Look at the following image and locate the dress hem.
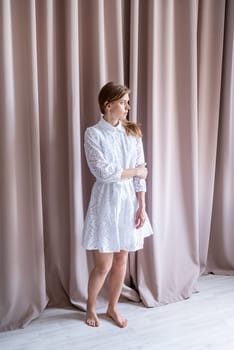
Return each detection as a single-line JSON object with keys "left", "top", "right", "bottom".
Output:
{"left": 83, "top": 246, "right": 144, "bottom": 253}
{"left": 82, "top": 233, "right": 153, "bottom": 253}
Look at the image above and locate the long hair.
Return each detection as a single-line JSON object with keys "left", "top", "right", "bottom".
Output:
{"left": 98, "top": 81, "right": 142, "bottom": 137}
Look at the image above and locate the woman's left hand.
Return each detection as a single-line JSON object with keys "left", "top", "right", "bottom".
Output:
{"left": 135, "top": 207, "right": 146, "bottom": 229}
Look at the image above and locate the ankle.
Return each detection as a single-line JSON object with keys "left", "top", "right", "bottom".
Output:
{"left": 107, "top": 304, "right": 117, "bottom": 313}
{"left": 87, "top": 301, "right": 96, "bottom": 313}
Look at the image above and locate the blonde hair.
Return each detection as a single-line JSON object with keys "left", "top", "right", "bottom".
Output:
{"left": 98, "top": 82, "right": 142, "bottom": 137}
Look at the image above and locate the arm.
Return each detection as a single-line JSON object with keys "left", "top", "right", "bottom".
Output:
{"left": 84, "top": 128, "right": 147, "bottom": 182}
{"left": 84, "top": 128, "right": 122, "bottom": 182}
{"left": 121, "top": 165, "right": 147, "bottom": 180}
{"left": 134, "top": 138, "right": 147, "bottom": 228}
{"left": 133, "top": 137, "right": 147, "bottom": 192}
{"left": 135, "top": 192, "right": 146, "bottom": 229}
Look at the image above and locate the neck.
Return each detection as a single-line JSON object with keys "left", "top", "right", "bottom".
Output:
{"left": 103, "top": 114, "right": 119, "bottom": 127}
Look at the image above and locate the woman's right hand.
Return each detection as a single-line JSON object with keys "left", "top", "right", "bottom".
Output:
{"left": 121, "top": 163, "right": 148, "bottom": 180}
{"left": 136, "top": 163, "right": 148, "bottom": 179}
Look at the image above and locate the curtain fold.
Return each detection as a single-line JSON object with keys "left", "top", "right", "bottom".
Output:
{"left": 0, "top": 0, "right": 48, "bottom": 331}
{"left": 36, "top": 0, "right": 73, "bottom": 307}
{"left": 134, "top": 0, "right": 200, "bottom": 305}
{"left": 207, "top": 0, "right": 234, "bottom": 273}
{"left": 197, "top": 0, "right": 226, "bottom": 273}
{"left": 64, "top": 0, "right": 88, "bottom": 311}
{"left": 0, "top": 0, "right": 233, "bottom": 331}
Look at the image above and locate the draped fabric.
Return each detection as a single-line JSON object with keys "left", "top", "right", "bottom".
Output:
{"left": 0, "top": 0, "right": 233, "bottom": 331}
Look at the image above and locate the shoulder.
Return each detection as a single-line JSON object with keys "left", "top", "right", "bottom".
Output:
{"left": 132, "top": 134, "right": 142, "bottom": 142}
{"left": 85, "top": 122, "right": 103, "bottom": 142}
{"left": 135, "top": 135, "right": 144, "bottom": 148}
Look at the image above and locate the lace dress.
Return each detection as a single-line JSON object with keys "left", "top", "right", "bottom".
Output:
{"left": 82, "top": 117, "right": 153, "bottom": 252}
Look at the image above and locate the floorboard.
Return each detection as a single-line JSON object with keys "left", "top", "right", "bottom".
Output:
{"left": 1, "top": 275, "right": 234, "bottom": 350}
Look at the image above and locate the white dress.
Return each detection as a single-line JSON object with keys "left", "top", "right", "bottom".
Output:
{"left": 82, "top": 117, "right": 153, "bottom": 253}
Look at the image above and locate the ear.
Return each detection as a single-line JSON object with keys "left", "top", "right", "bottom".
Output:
{"left": 104, "top": 101, "right": 111, "bottom": 109}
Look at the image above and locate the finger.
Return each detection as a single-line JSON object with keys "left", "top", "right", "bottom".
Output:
{"left": 139, "top": 216, "right": 146, "bottom": 228}
{"left": 136, "top": 163, "right": 147, "bottom": 168}
{"left": 136, "top": 216, "right": 145, "bottom": 229}
{"left": 136, "top": 222, "right": 141, "bottom": 229}
{"left": 135, "top": 215, "right": 138, "bottom": 225}
{"left": 135, "top": 217, "right": 141, "bottom": 229}
{"left": 136, "top": 222, "right": 143, "bottom": 229}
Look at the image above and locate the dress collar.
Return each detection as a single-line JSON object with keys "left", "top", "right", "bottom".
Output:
{"left": 99, "top": 116, "right": 124, "bottom": 133}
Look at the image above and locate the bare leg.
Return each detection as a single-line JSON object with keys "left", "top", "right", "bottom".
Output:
{"left": 86, "top": 251, "right": 113, "bottom": 327}
{"left": 106, "top": 250, "right": 128, "bottom": 328}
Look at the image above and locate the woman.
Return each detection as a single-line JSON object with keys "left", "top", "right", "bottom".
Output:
{"left": 82, "top": 81, "right": 153, "bottom": 328}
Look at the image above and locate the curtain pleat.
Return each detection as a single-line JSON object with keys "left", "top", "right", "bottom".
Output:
{"left": 64, "top": 0, "right": 88, "bottom": 311}
{"left": 0, "top": 0, "right": 47, "bottom": 331}
{"left": 197, "top": 0, "right": 226, "bottom": 273}
{"left": 132, "top": 0, "right": 200, "bottom": 306}
{"left": 207, "top": 0, "right": 234, "bottom": 273}
{"left": 36, "top": 0, "right": 72, "bottom": 307}
{"left": 0, "top": 0, "right": 233, "bottom": 331}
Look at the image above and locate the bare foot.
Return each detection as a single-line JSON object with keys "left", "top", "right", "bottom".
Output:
{"left": 106, "top": 308, "right": 128, "bottom": 328}
{"left": 85, "top": 310, "right": 100, "bottom": 327}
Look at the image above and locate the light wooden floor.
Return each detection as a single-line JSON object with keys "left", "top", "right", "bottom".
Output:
{"left": 1, "top": 274, "right": 234, "bottom": 350}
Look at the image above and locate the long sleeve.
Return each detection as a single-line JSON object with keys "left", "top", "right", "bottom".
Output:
{"left": 133, "top": 137, "right": 146, "bottom": 192}
{"left": 84, "top": 128, "right": 123, "bottom": 183}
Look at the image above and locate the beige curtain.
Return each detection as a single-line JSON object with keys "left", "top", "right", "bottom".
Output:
{"left": 0, "top": 0, "right": 233, "bottom": 331}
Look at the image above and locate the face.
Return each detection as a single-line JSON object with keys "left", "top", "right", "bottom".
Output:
{"left": 107, "top": 93, "right": 130, "bottom": 120}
